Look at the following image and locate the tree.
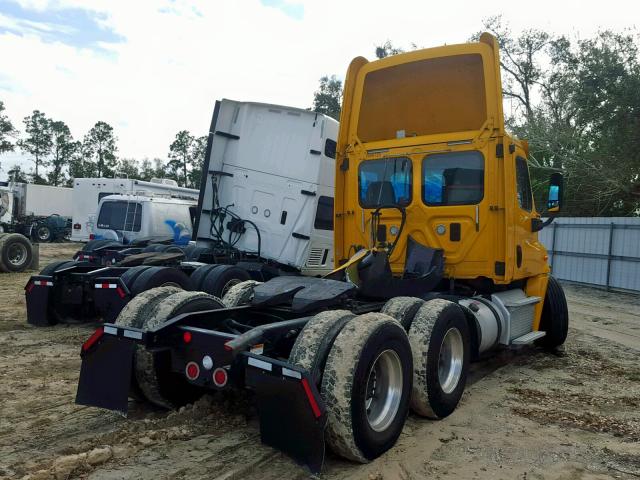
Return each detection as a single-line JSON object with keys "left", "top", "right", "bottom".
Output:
{"left": 312, "top": 75, "right": 342, "bottom": 120}
{"left": 7, "top": 164, "right": 27, "bottom": 183}
{"left": 47, "top": 120, "right": 77, "bottom": 186}
{"left": 117, "top": 158, "right": 140, "bottom": 179}
{"left": 83, "top": 121, "right": 118, "bottom": 178}
{"left": 0, "top": 101, "right": 16, "bottom": 155}
{"left": 375, "top": 40, "right": 405, "bottom": 59}
{"left": 189, "top": 135, "right": 208, "bottom": 189}
{"left": 168, "top": 130, "right": 195, "bottom": 187}
{"left": 18, "top": 110, "right": 52, "bottom": 183}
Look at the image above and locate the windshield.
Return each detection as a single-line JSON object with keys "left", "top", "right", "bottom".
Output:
{"left": 358, "top": 157, "right": 412, "bottom": 208}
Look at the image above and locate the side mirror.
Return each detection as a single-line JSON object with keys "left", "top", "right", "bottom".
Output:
{"left": 547, "top": 172, "right": 563, "bottom": 213}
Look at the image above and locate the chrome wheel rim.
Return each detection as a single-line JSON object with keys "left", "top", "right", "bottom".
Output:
{"left": 365, "top": 349, "right": 403, "bottom": 432}
{"left": 37, "top": 226, "right": 50, "bottom": 240}
{"left": 8, "top": 243, "right": 27, "bottom": 266}
{"left": 438, "top": 328, "right": 464, "bottom": 394}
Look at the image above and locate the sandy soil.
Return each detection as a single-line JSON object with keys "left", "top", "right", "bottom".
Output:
{"left": 0, "top": 244, "right": 638, "bottom": 480}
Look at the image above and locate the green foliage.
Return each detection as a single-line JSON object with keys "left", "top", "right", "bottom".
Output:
{"left": 48, "top": 120, "right": 77, "bottom": 186}
{"left": 0, "top": 101, "right": 16, "bottom": 155}
{"left": 117, "top": 158, "right": 140, "bottom": 179}
{"left": 375, "top": 41, "right": 405, "bottom": 59}
{"left": 189, "top": 135, "right": 207, "bottom": 190}
{"left": 312, "top": 75, "right": 342, "bottom": 120}
{"left": 168, "top": 130, "right": 195, "bottom": 187}
{"left": 18, "top": 110, "right": 53, "bottom": 183}
{"left": 83, "top": 121, "right": 118, "bottom": 178}
{"left": 7, "top": 164, "right": 27, "bottom": 183}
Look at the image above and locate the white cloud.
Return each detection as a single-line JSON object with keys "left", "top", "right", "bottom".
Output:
{"left": 1, "top": 0, "right": 638, "bottom": 173}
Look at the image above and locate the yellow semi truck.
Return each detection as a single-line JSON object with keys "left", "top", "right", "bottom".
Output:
{"left": 75, "top": 33, "right": 568, "bottom": 473}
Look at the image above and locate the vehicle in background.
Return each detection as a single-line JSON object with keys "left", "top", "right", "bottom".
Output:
{"left": 70, "top": 178, "right": 199, "bottom": 242}
{"left": 0, "top": 182, "right": 72, "bottom": 242}
{"left": 26, "top": 99, "right": 338, "bottom": 325}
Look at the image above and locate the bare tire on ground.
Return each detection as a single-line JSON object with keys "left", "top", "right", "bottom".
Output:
{"left": 321, "top": 312, "right": 412, "bottom": 462}
{"left": 537, "top": 275, "right": 569, "bottom": 350}
{"left": 135, "top": 291, "right": 225, "bottom": 408}
{"left": 408, "top": 299, "right": 470, "bottom": 419}
{"left": 289, "top": 310, "right": 355, "bottom": 385}
{"left": 130, "top": 266, "right": 193, "bottom": 296}
{"left": 201, "top": 265, "right": 251, "bottom": 299}
{"left": 221, "top": 280, "right": 263, "bottom": 307}
{"left": 0, "top": 233, "right": 33, "bottom": 273}
{"left": 114, "top": 286, "right": 183, "bottom": 400}
{"left": 381, "top": 296, "right": 425, "bottom": 330}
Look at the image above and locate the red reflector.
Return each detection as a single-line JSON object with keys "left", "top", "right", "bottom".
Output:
{"left": 101, "top": 283, "right": 109, "bottom": 289}
{"left": 185, "top": 361, "right": 199, "bottom": 380}
{"left": 301, "top": 378, "right": 322, "bottom": 419}
{"left": 116, "top": 286, "right": 126, "bottom": 299}
{"left": 213, "top": 368, "right": 228, "bottom": 387}
{"left": 25, "top": 282, "right": 34, "bottom": 293}
{"left": 73, "top": 223, "right": 81, "bottom": 229}
{"left": 89, "top": 234, "right": 95, "bottom": 240}
{"left": 82, "top": 327, "right": 104, "bottom": 352}
{"left": 183, "top": 331, "right": 192, "bottom": 343}
{"left": 223, "top": 342, "right": 232, "bottom": 351}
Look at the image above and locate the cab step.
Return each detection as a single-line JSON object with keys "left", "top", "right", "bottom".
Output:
{"left": 511, "top": 331, "right": 546, "bottom": 345}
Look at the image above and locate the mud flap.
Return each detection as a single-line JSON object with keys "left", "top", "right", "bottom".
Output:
{"left": 25, "top": 275, "right": 54, "bottom": 326}
{"left": 93, "top": 277, "right": 130, "bottom": 323}
{"left": 243, "top": 352, "right": 327, "bottom": 473}
{"left": 75, "top": 334, "right": 135, "bottom": 415}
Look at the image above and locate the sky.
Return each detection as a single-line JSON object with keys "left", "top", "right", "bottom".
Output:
{"left": 0, "top": 0, "right": 638, "bottom": 177}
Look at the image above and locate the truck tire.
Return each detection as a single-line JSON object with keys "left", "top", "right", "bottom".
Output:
{"left": 0, "top": 233, "right": 33, "bottom": 273}
{"left": 189, "top": 264, "right": 221, "bottom": 290}
{"left": 201, "top": 265, "right": 251, "bottom": 298}
{"left": 135, "top": 291, "right": 225, "bottom": 408}
{"left": 119, "top": 265, "right": 153, "bottom": 290}
{"left": 33, "top": 223, "right": 53, "bottom": 243}
{"left": 289, "top": 310, "right": 355, "bottom": 385}
{"left": 537, "top": 275, "right": 569, "bottom": 350}
{"left": 408, "top": 299, "right": 470, "bottom": 419}
{"left": 130, "top": 266, "right": 193, "bottom": 296}
{"left": 142, "top": 244, "right": 164, "bottom": 253}
{"left": 157, "top": 245, "right": 184, "bottom": 254}
{"left": 221, "top": 280, "right": 263, "bottom": 307}
{"left": 115, "top": 286, "right": 183, "bottom": 400}
{"left": 186, "top": 246, "right": 208, "bottom": 261}
{"left": 321, "top": 313, "right": 412, "bottom": 462}
{"left": 83, "top": 239, "right": 120, "bottom": 252}
{"left": 381, "top": 296, "right": 425, "bottom": 330}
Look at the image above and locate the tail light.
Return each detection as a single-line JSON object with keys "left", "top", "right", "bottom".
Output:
{"left": 213, "top": 368, "right": 228, "bottom": 387}
{"left": 82, "top": 327, "right": 104, "bottom": 352}
{"left": 185, "top": 361, "right": 200, "bottom": 380}
{"left": 89, "top": 234, "right": 95, "bottom": 240}
{"left": 73, "top": 223, "right": 81, "bottom": 230}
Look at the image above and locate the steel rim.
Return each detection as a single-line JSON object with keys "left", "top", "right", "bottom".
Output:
{"left": 37, "top": 226, "right": 50, "bottom": 240}
{"left": 438, "top": 328, "right": 464, "bottom": 394}
{"left": 365, "top": 349, "right": 403, "bottom": 432}
{"left": 8, "top": 243, "right": 27, "bottom": 266}
{"left": 221, "top": 278, "right": 241, "bottom": 297}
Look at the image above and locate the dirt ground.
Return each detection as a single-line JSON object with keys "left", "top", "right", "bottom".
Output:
{"left": 0, "top": 243, "right": 638, "bottom": 480}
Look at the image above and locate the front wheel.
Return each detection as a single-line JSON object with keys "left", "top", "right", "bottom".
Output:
{"left": 321, "top": 312, "right": 412, "bottom": 462}
{"left": 34, "top": 224, "right": 52, "bottom": 242}
{"left": 537, "top": 275, "right": 569, "bottom": 350}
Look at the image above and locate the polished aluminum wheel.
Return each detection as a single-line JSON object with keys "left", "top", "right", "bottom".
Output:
{"left": 365, "top": 349, "right": 403, "bottom": 432}
{"left": 438, "top": 327, "right": 464, "bottom": 394}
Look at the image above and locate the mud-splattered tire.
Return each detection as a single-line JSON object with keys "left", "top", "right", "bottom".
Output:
{"left": 135, "top": 291, "right": 224, "bottom": 408}
{"left": 221, "top": 280, "right": 262, "bottom": 307}
{"left": 537, "top": 275, "right": 569, "bottom": 350}
{"left": 408, "top": 299, "right": 470, "bottom": 419}
{"left": 114, "top": 286, "right": 183, "bottom": 400}
{"left": 289, "top": 310, "right": 355, "bottom": 385}
{"left": 381, "top": 296, "right": 425, "bottom": 330}
{"left": 321, "top": 313, "right": 412, "bottom": 462}
{"left": 200, "top": 265, "right": 251, "bottom": 298}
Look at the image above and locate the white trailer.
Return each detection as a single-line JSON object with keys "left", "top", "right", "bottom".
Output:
{"left": 71, "top": 178, "right": 199, "bottom": 242}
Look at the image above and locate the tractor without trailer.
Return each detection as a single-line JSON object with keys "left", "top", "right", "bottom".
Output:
{"left": 26, "top": 100, "right": 338, "bottom": 326}
{"left": 76, "top": 34, "right": 568, "bottom": 473}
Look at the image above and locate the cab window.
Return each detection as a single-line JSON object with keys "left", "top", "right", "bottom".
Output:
{"left": 423, "top": 151, "right": 484, "bottom": 205}
{"left": 314, "top": 196, "right": 334, "bottom": 230}
{"left": 515, "top": 156, "right": 533, "bottom": 211}
{"left": 97, "top": 201, "right": 142, "bottom": 232}
{"left": 358, "top": 157, "right": 412, "bottom": 208}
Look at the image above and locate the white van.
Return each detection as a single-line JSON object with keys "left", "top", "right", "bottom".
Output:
{"left": 93, "top": 194, "right": 196, "bottom": 244}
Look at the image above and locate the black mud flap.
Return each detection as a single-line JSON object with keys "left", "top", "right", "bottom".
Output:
{"left": 75, "top": 333, "right": 135, "bottom": 415}
{"left": 243, "top": 352, "right": 327, "bottom": 473}
{"left": 93, "top": 277, "right": 131, "bottom": 323}
{"left": 25, "top": 275, "right": 54, "bottom": 326}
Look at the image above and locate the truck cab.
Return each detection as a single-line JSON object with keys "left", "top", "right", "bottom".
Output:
{"left": 93, "top": 194, "right": 195, "bottom": 245}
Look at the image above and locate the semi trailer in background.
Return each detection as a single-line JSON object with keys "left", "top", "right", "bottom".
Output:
{"left": 0, "top": 182, "right": 73, "bottom": 242}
